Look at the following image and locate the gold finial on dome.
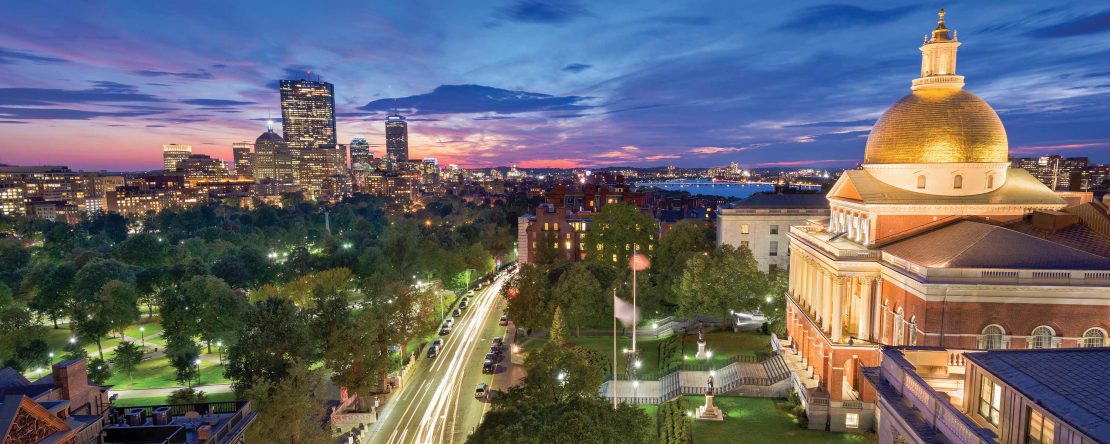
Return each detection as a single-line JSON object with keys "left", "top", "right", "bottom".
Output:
{"left": 931, "top": 8, "right": 951, "bottom": 42}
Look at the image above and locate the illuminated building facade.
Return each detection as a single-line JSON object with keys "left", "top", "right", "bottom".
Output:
{"left": 385, "top": 114, "right": 408, "bottom": 161}
{"left": 252, "top": 123, "right": 294, "bottom": 183}
{"left": 422, "top": 158, "right": 439, "bottom": 185}
{"left": 232, "top": 142, "right": 253, "bottom": 179}
{"left": 177, "top": 154, "right": 231, "bottom": 184}
{"left": 279, "top": 79, "right": 336, "bottom": 150}
{"left": 717, "top": 193, "right": 829, "bottom": 273}
{"left": 162, "top": 144, "right": 191, "bottom": 171}
{"left": 350, "top": 136, "right": 372, "bottom": 168}
{"left": 779, "top": 11, "right": 1110, "bottom": 432}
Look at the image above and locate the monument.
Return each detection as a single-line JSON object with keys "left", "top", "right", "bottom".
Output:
{"left": 695, "top": 327, "right": 708, "bottom": 360}
{"left": 697, "top": 373, "right": 725, "bottom": 421}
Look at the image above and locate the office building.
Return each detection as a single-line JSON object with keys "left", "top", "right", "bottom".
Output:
{"left": 279, "top": 79, "right": 336, "bottom": 149}
{"left": 177, "top": 154, "right": 231, "bottom": 183}
{"left": 350, "top": 136, "right": 372, "bottom": 168}
{"left": 717, "top": 192, "right": 829, "bottom": 274}
{"left": 1011, "top": 155, "right": 1093, "bottom": 191}
{"left": 252, "top": 122, "right": 294, "bottom": 182}
{"left": 385, "top": 114, "right": 408, "bottom": 161}
{"left": 422, "top": 158, "right": 439, "bottom": 184}
{"left": 162, "top": 144, "right": 191, "bottom": 171}
{"left": 777, "top": 10, "right": 1110, "bottom": 432}
{"left": 232, "top": 142, "right": 253, "bottom": 179}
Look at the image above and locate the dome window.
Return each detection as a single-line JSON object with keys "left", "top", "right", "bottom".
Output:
{"left": 916, "top": 175, "right": 926, "bottom": 189}
{"left": 953, "top": 175, "right": 963, "bottom": 189}
{"left": 986, "top": 175, "right": 994, "bottom": 189}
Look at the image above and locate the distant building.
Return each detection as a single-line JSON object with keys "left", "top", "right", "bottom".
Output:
{"left": 0, "top": 165, "right": 101, "bottom": 216}
{"left": 232, "top": 141, "right": 253, "bottom": 179}
{"left": 1011, "top": 155, "right": 1092, "bottom": 191}
{"left": 385, "top": 114, "right": 409, "bottom": 161}
{"left": 717, "top": 192, "right": 829, "bottom": 274}
{"left": 422, "top": 158, "right": 439, "bottom": 184}
{"left": 518, "top": 203, "right": 592, "bottom": 265}
{"left": 279, "top": 79, "right": 336, "bottom": 150}
{"left": 162, "top": 144, "right": 191, "bottom": 171}
{"left": 252, "top": 122, "right": 293, "bottom": 183}
{"left": 178, "top": 154, "right": 231, "bottom": 183}
{"left": 865, "top": 347, "right": 1110, "bottom": 444}
{"left": 350, "top": 136, "right": 372, "bottom": 167}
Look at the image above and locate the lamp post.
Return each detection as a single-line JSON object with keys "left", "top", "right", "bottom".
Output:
{"left": 140, "top": 327, "right": 145, "bottom": 347}
{"left": 216, "top": 341, "right": 223, "bottom": 364}
{"left": 194, "top": 358, "right": 202, "bottom": 388}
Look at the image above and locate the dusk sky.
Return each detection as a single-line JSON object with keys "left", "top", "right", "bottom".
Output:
{"left": 1, "top": 1, "right": 1108, "bottom": 171}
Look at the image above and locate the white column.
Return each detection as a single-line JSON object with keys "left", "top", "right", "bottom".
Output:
{"left": 831, "top": 278, "right": 844, "bottom": 342}
{"left": 821, "top": 271, "right": 831, "bottom": 332}
{"left": 858, "top": 278, "right": 872, "bottom": 340}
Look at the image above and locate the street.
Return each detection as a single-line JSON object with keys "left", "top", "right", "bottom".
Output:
{"left": 369, "top": 271, "right": 513, "bottom": 444}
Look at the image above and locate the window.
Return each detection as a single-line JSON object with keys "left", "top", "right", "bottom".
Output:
{"left": 981, "top": 325, "right": 1004, "bottom": 350}
{"left": 987, "top": 175, "right": 995, "bottom": 189}
{"left": 1081, "top": 328, "right": 1107, "bottom": 348}
{"left": 845, "top": 413, "right": 860, "bottom": 429}
{"left": 770, "top": 224, "right": 779, "bottom": 235}
{"left": 740, "top": 224, "right": 750, "bottom": 234}
{"left": 953, "top": 175, "right": 963, "bottom": 189}
{"left": 768, "top": 264, "right": 778, "bottom": 275}
{"left": 1030, "top": 326, "right": 1055, "bottom": 349}
{"left": 740, "top": 240, "right": 749, "bottom": 249}
{"left": 1026, "top": 408, "right": 1056, "bottom": 444}
{"left": 978, "top": 376, "right": 1002, "bottom": 426}
{"left": 916, "top": 175, "right": 926, "bottom": 189}
{"left": 769, "top": 241, "right": 779, "bottom": 256}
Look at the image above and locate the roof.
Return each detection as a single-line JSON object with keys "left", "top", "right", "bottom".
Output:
{"left": 880, "top": 220, "right": 1110, "bottom": 270}
{"left": 724, "top": 192, "right": 829, "bottom": 209}
{"left": 832, "top": 168, "right": 1065, "bottom": 206}
{"left": 0, "top": 368, "right": 29, "bottom": 388}
{"left": 965, "top": 348, "right": 1110, "bottom": 442}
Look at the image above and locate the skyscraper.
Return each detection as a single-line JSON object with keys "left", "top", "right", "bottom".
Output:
{"left": 252, "top": 121, "right": 293, "bottom": 182}
{"left": 349, "top": 136, "right": 372, "bottom": 167}
{"left": 232, "top": 142, "right": 253, "bottom": 179}
{"left": 279, "top": 79, "right": 336, "bottom": 150}
{"left": 162, "top": 144, "right": 191, "bottom": 171}
{"left": 385, "top": 114, "right": 408, "bottom": 161}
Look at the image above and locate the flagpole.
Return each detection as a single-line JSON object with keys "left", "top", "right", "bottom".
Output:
{"left": 613, "top": 287, "right": 618, "bottom": 409}
{"left": 632, "top": 247, "right": 637, "bottom": 356}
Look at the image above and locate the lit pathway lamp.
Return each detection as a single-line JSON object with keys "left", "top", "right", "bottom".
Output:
{"left": 194, "top": 358, "right": 202, "bottom": 388}
{"left": 216, "top": 340, "right": 223, "bottom": 364}
{"left": 140, "top": 327, "right": 145, "bottom": 348}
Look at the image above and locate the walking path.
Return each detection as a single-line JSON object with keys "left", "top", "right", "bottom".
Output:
{"left": 109, "top": 383, "right": 233, "bottom": 399}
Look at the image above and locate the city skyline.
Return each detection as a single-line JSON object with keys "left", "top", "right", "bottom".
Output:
{"left": 1, "top": 1, "right": 1109, "bottom": 171}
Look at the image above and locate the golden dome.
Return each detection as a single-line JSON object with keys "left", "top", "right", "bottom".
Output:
{"left": 864, "top": 88, "right": 1008, "bottom": 164}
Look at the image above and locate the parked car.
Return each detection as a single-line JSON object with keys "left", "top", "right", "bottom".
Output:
{"left": 492, "top": 337, "right": 503, "bottom": 346}
{"left": 475, "top": 383, "right": 489, "bottom": 401}
{"left": 499, "top": 315, "right": 508, "bottom": 326}
{"left": 453, "top": 309, "right": 462, "bottom": 317}
{"left": 482, "top": 359, "right": 495, "bottom": 374}
{"left": 459, "top": 300, "right": 468, "bottom": 310}
{"left": 489, "top": 346, "right": 501, "bottom": 357}
{"left": 467, "top": 290, "right": 475, "bottom": 296}
{"left": 445, "top": 318, "right": 454, "bottom": 327}
{"left": 439, "top": 325, "right": 451, "bottom": 336}
{"left": 485, "top": 352, "right": 496, "bottom": 363}
{"left": 427, "top": 345, "right": 438, "bottom": 358}
{"left": 432, "top": 339, "right": 443, "bottom": 348}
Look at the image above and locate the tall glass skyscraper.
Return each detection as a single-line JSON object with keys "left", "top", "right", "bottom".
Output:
{"left": 349, "top": 136, "right": 372, "bottom": 167}
{"left": 279, "top": 79, "right": 336, "bottom": 150}
{"left": 385, "top": 114, "right": 408, "bottom": 161}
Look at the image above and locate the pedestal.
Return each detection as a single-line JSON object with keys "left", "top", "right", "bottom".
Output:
{"left": 697, "top": 392, "right": 724, "bottom": 422}
{"left": 695, "top": 339, "right": 707, "bottom": 359}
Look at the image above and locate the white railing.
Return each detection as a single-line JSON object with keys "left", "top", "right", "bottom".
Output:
{"left": 789, "top": 225, "right": 881, "bottom": 261}
{"left": 883, "top": 252, "right": 1110, "bottom": 287}
{"left": 880, "top": 351, "right": 995, "bottom": 444}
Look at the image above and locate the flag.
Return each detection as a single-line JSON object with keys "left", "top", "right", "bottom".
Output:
{"left": 614, "top": 295, "right": 639, "bottom": 328}
{"left": 629, "top": 252, "right": 650, "bottom": 271}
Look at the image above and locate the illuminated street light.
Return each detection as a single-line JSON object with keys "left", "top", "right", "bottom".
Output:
{"left": 140, "top": 327, "right": 145, "bottom": 347}
{"left": 68, "top": 337, "right": 76, "bottom": 345}
{"left": 766, "top": 296, "right": 774, "bottom": 303}
{"left": 634, "top": 360, "right": 642, "bottom": 369}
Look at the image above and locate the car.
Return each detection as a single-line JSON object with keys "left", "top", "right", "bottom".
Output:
{"left": 439, "top": 325, "right": 451, "bottom": 336}
{"left": 459, "top": 300, "right": 468, "bottom": 310}
{"left": 445, "top": 318, "right": 454, "bottom": 326}
{"left": 453, "top": 309, "right": 461, "bottom": 317}
{"left": 499, "top": 315, "right": 508, "bottom": 326}
{"left": 427, "top": 345, "right": 438, "bottom": 358}
{"left": 492, "top": 337, "right": 503, "bottom": 346}
{"left": 432, "top": 339, "right": 443, "bottom": 348}
{"left": 489, "top": 346, "right": 501, "bottom": 357}
{"left": 467, "top": 290, "right": 475, "bottom": 296}
{"left": 482, "top": 359, "right": 495, "bottom": 374}
{"left": 475, "top": 383, "right": 489, "bottom": 401}
{"left": 485, "top": 352, "right": 496, "bottom": 362}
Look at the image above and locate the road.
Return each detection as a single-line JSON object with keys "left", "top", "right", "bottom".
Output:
{"left": 369, "top": 271, "right": 513, "bottom": 444}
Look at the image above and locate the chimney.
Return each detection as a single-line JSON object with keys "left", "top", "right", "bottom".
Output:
{"left": 52, "top": 358, "right": 92, "bottom": 415}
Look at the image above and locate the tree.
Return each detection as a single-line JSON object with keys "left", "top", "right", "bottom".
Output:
{"left": 111, "top": 341, "right": 144, "bottom": 382}
{"left": 390, "top": 284, "right": 440, "bottom": 360}
{"left": 71, "top": 279, "right": 140, "bottom": 359}
{"left": 323, "top": 305, "right": 393, "bottom": 400}
{"left": 654, "top": 220, "right": 713, "bottom": 304}
{"left": 226, "top": 298, "right": 318, "bottom": 393}
{"left": 115, "top": 232, "right": 166, "bottom": 266}
{"left": 549, "top": 306, "right": 568, "bottom": 347}
{"left": 244, "top": 361, "right": 332, "bottom": 444}
{"left": 165, "top": 335, "right": 201, "bottom": 386}
{"left": 504, "top": 264, "right": 553, "bottom": 334}
{"left": 161, "top": 276, "right": 245, "bottom": 354}
{"left": 88, "top": 357, "right": 113, "bottom": 385}
{"left": 552, "top": 263, "right": 602, "bottom": 335}
{"left": 469, "top": 396, "right": 653, "bottom": 444}
{"left": 674, "top": 245, "right": 769, "bottom": 320}
{"left": 167, "top": 387, "right": 208, "bottom": 405}
{"left": 0, "top": 238, "right": 30, "bottom": 289}
{"left": 584, "top": 203, "right": 657, "bottom": 268}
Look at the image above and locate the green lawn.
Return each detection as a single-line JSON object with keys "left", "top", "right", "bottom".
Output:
{"left": 673, "top": 331, "right": 773, "bottom": 368}
{"left": 113, "top": 391, "right": 238, "bottom": 407}
{"left": 123, "top": 317, "right": 164, "bottom": 346}
{"left": 104, "top": 355, "right": 230, "bottom": 390}
{"left": 683, "top": 396, "right": 875, "bottom": 444}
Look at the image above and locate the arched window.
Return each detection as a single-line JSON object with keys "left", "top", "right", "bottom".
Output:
{"left": 894, "top": 308, "right": 905, "bottom": 346}
{"left": 986, "top": 175, "right": 994, "bottom": 189}
{"left": 908, "top": 316, "right": 917, "bottom": 346}
{"left": 1030, "top": 326, "right": 1056, "bottom": 349}
{"left": 916, "top": 175, "right": 926, "bottom": 189}
{"left": 953, "top": 175, "right": 963, "bottom": 189}
{"left": 981, "top": 325, "right": 1004, "bottom": 350}
{"left": 1081, "top": 328, "right": 1107, "bottom": 348}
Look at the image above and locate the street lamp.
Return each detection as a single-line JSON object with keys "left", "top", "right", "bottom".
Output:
{"left": 68, "top": 337, "right": 76, "bottom": 345}
{"left": 216, "top": 341, "right": 224, "bottom": 364}
{"left": 139, "top": 327, "right": 145, "bottom": 347}
{"left": 194, "top": 358, "right": 202, "bottom": 387}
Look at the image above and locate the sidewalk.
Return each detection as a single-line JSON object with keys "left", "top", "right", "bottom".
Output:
{"left": 110, "top": 383, "right": 232, "bottom": 399}
{"left": 491, "top": 322, "right": 525, "bottom": 393}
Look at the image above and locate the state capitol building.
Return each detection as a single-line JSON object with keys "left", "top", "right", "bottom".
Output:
{"left": 780, "top": 9, "right": 1110, "bottom": 437}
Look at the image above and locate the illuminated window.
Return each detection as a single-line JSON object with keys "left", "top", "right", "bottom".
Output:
{"left": 740, "top": 224, "right": 750, "bottom": 234}
{"left": 1026, "top": 408, "right": 1056, "bottom": 444}
{"left": 981, "top": 325, "right": 1004, "bottom": 350}
{"left": 916, "top": 175, "right": 926, "bottom": 189}
{"left": 845, "top": 413, "right": 860, "bottom": 429}
{"left": 1081, "top": 328, "right": 1106, "bottom": 348}
{"left": 1030, "top": 326, "right": 1055, "bottom": 349}
{"left": 579, "top": 243, "right": 585, "bottom": 250}
{"left": 953, "top": 175, "right": 963, "bottom": 189}
{"left": 978, "top": 376, "right": 1002, "bottom": 426}
{"left": 596, "top": 244, "right": 603, "bottom": 251}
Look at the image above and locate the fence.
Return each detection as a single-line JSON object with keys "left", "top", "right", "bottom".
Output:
{"left": 604, "top": 355, "right": 793, "bottom": 405}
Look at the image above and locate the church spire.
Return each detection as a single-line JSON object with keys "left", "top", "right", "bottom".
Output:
{"left": 912, "top": 8, "right": 964, "bottom": 91}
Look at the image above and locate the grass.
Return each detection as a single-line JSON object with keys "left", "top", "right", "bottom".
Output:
{"left": 683, "top": 396, "right": 875, "bottom": 444}
{"left": 639, "top": 404, "right": 659, "bottom": 434}
{"left": 123, "top": 317, "right": 165, "bottom": 347}
{"left": 104, "top": 354, "right": 230, "bottom": 390}
{"left": 673, "top": 331, "right": 773, "bottom": 367}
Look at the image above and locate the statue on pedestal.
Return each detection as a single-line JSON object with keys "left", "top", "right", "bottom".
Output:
{"left": 695, "top": 326, "right": 708, "bottom": 360}
{"left": 697, "top": 373, "right": 724, "bottom": 421}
